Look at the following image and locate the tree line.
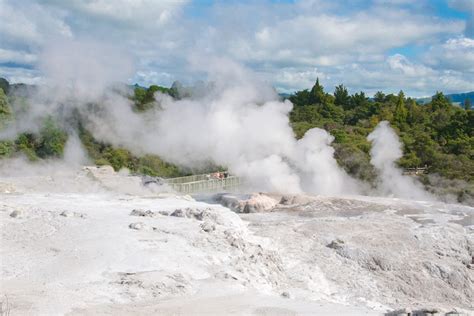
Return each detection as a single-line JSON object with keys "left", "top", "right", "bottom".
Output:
{"left": 0, "top": 77, "right": 472, "bottom": 202}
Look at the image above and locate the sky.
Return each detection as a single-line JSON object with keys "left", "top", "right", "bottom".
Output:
{"left": 0, "top": 0, "right": 473, "bottom": 97}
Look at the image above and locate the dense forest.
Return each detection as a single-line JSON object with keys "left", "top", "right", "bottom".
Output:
{"left": 287, "top": 79, "right": 473, "bottom": 202}
{"left": 0, "top": 77, "right": 472, "bottom": 202}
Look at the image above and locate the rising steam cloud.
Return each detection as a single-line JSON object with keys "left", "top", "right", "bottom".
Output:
{"left": 0, "top": 39, "right": 433, "bottom": 200}
{"left": 84, "top": 57, "right": 361, "bottom": 195}
{"left": 367, "top": 121, "right": 433, "bottom": 200}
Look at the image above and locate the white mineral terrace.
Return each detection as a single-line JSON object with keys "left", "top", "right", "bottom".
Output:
{"left": 0, "top": 166, "right": 473, "bottom": 315}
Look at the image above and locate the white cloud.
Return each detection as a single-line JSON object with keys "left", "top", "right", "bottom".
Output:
{"left": 0, "top": 66, "right": 42, "bottom": 84}
{"left": 134, "top": 70, "right": 174, "bottom": 87}
{"left": 448, "top": 0, "right": 474, "bottom": 37}
{"left": 0, "top": 48, "right": 37, "bottom": 64}
{"left": 0, "top": 0, "right": 471, "bottom": 96}
{"left": 387, "top": 54, "right": 434, "bottom": 77}
{"left": 0, "top": 0, "right": 71, "bottom": 46}
{"left": 323, "top": 54, "right": 473, "bottom": 96}
{"left": 425, "top": 37, "right": 474, "bottom": 73}
{"left": 270, "top": 67, "right": 327, "bottom": 93}
{"left": 42, "top": 0, "right": 189, "bottom": 30}
{"left": 448, "top": 0, "right": 474, "bottom": 12}
{"left": 194, "top": 3, "right": 464, "bottom": 84}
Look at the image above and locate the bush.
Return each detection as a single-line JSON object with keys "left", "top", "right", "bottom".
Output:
{"left": 333, "top": 143, "right": 376, "bottom": 182}
{"left": 0, "top": 141, "right": 14, "bottom": 157}
{"left": 15, "top": 133, "right": 39, "bottom": 161}
{"left": 36, "top": 118, "right": 67, "bottom": 158}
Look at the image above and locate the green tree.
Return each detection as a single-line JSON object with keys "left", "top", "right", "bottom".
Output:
{"left": 36, "top": 118, "right": 67, "bottom": 158}
{"left": 134, "top": 86, "right": 146, "bottom": 104}
{"left": 373, "top": 91, "right": 385, "bottom": 103}
{"left": 0, "top": 140, "right": 14, "bottom": 157}
{"left": 431, "top": 92, "right": 450, "bottom": 110}
{"left": 290, "top": 105, "right": 321, "bottom": 123}
{"left": 0, "top": 78, "right": 9, "bottom": 95}
{"left": 289, "top": 89, "right": 311, "bottom": 107}
{"left": 101, "top": 147, "right": 136, "bottom": 171}
{"left": 347, "top": 91, "right": 368, "bottom": 111}
{"left": 0, "top": 88, "right": 12, "bottom": 120}
{"left": 15, "top": 133, "right": 38, "bottom": 160}
{"left": 394, "top": 91, "right": 408, "bottom": 127}
{"left": 334, "top": 84, "right": 350, "bottom": 107}
{"left": 309, "top": 78, "right": 326, "bottom": 105}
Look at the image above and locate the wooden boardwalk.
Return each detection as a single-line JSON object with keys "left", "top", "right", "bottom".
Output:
{"left": 163, "top": 174, "right": 241, "bottom": 194}
{"left": 162, "top": 166, "right": 428, "bottom": 194}
{"left": 402, "top": 166, "right": 428, "bottom": 176}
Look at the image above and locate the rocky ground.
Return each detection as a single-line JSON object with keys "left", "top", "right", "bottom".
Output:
{"left": 0, "top": 167, "right": 473, "bottom": 315}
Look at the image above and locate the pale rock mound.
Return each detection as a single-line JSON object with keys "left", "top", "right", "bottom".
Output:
{"left": 217, "top": 193, "right": 279, "bottom": 213}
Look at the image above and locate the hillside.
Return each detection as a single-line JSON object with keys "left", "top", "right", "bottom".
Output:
{"left": 416, "top": 91, "right": 474, "bottom": 107}
{"left": 0, "top": 77, "right": 473, "bottom": 204}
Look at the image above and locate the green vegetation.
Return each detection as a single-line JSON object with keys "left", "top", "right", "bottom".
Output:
{"left": 0, "top": 81, "right": 184, "bottom": 178}
{"left": 288, "top": 80, "right": 473, "bottom": 202}
{"left": 0, "top": 77, "right": 472, "bottom": 202}
{"left": 78, "top": 125, "right": 184, "bottom": 177}
{"left": 1, "top": 117, "right": 68, "bottom": 161}
{"left": 133, "top": 84, "right": 171, "bottom": 111}
{"left": 0, "top": 88, "right": 12, "bottom": 126}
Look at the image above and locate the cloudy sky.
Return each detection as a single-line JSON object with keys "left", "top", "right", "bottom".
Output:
{"left": 0, "top": 0, "right": 473, "bottom": 96}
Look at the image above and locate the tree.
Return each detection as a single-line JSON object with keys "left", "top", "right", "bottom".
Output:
{"left": 36, "top": 118, "right": 67, "bottom": 158}
{"left": 373, "top": 91, "right": 385, "bottom": 103}
{"left": 406, "top": 99, "right": 425, "bottom": 125}
{"left": 349, "top": 91, "right": 368, "bottom": 110}
{"left": 290, "top": 105, "right": 321, "bottom": 123}
{"left": 0, "top": 78, "right": 9, "bottom": 95}
{"left": 134, "top": 84, "right": 171, "bottom": 111}
{"left": 15, "top": 133, "right": 38, "bottom": 160}
{"left": 309, "top": 78, "right": 326, "bottom": 105}
{"left": 334, "top": 84, "right": 350, "bottom": 107}
{"left": 0, "top": 88, "right": 11, "bottom": 118}
{"left": 394, "top": 90, "right": 408, "bottom": 126}
{"left": 133, "top": 86, "right": 146, "bottom": 104}
{"left": 431, "top": 91, "right": 450, "bottom": 110}
{"left": 0, "top": 88, "right": 12, "bottom": 130}
{"left": 289, "top": 89, "right": 311, "bottom": 107}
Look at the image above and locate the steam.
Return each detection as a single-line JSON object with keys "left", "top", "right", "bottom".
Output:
{"left": 295, "top": 128, "right": 361, "bottom": 195}
{"left": 367, "top": 121, "right": 433, "bottom": 200}
{"left": 0, "top": 38, "right": 134, "bottom": 140}
{"left": 0, "top": 39, "right": 436, "bottom": 201}
{"left": 39, "top": 38, "right": 134, "bottom": 101}
{"left": 63, "top": 132, "right": 90, "bottom": 167}
{"left": 84, "top": 59, "right": 361, "bottom": 194}
{"left": 0, "top": 40, "right": 362, "bottom": 195}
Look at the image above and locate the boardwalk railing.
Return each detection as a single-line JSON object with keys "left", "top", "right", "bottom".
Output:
{"left": 163, "top": 175, "right": 241, "bottom": 194}
{"left": 164, "top": 174, "right": 211, "bottom": 184}
{"left": 402, "top": 166, "right": 428, "bottom": 176}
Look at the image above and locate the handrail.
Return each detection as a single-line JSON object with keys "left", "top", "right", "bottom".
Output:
{"left": 165, "top": 175, "right": 241, "bottom": 194}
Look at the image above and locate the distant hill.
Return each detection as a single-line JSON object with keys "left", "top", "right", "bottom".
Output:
{"left": 2, "top": 77, "right": 472, "bottom": 108}
{"left": 278, "top": 93, "right": 291, "bottom": 100}
{"left": 416, "top": 91, "right": 474, "bottom": 107}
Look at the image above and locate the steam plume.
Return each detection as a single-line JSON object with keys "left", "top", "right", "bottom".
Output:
{"left": 367, "top": 121, "right": 433, "bottom": 200}
{"left": 1, "top": 39, "right": 437, "bottom": 201}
